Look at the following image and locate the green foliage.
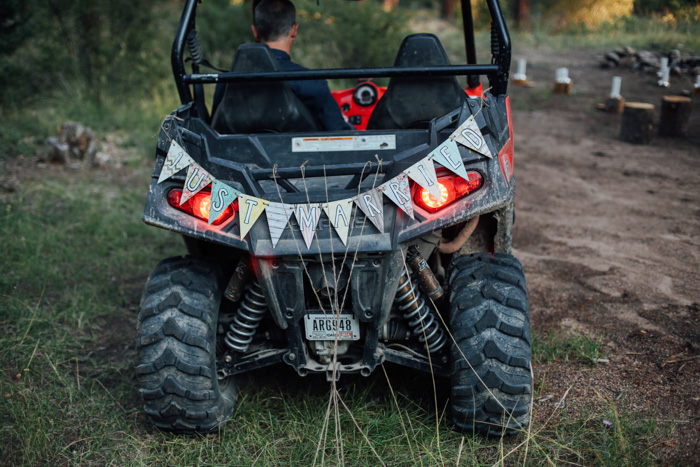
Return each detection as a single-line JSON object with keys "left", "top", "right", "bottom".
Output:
{"left": 196, "top": 0, "right": 255, "bottom": 69}
{"left": 294, "top": 0, "right": 409, "bottom": 87}
{"left": 634, "top": 0, "right": 700, "bottom": 15}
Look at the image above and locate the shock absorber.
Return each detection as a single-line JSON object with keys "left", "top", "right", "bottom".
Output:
{"left": 224, "top": 281, "right": 268, "bottom": 353}
{"left": 394, "top": 269, "right": 447, "bottom": 354}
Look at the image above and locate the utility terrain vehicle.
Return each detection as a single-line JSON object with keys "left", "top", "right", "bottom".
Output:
{"left": 138, "top": 0, "right": 531, "bottom": 435}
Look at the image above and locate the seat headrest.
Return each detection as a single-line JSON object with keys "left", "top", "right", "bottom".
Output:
{"left": 394, "top": 33, "right": 452, "bottom": 68}
{"left": 210, "top": 43, "right": 320, "bottom": 134}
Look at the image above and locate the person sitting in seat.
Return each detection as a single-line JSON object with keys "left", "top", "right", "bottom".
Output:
{"left": 212, "top": 0, "right": 351, "bottom": 131}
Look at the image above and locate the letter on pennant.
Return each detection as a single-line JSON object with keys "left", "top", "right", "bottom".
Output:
{"left": 208, "top": 179, "right": 240, "bottom": 225}
{"left": 380, "top": 173, "right": 414, "bottom": 220}
{"left": 158, "top": 140, "right": 195, "bottom": 183}
{"left": 451, "top": 115, "right": 492, "bottom": 158}
{"left": 180, "top": 164, "right": 213, "bottom": 205}
{"left": 295, "top": 204, "right": 321, "bottom": 249}
{"left": 431, "top": 139, "right": 469, "bottom": 181}
{"left": 265, "top": 202, "right": 294, "bottom": 247}
{"left": 354, "top": 188, "right": 384, "bottom": 233}
{"left": 323, "top": 199, "right": 354, "bottom": 245}
{"left": 238, "top": 194, "right": 269, "bottom": 239}
{"left": 403, "top": 156, "right": 441, "bottom": 199}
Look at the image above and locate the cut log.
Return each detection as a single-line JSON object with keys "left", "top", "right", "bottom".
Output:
{"left": 620, "top": 102, "right": 654, "bottom": 144}
{"left": 553, "top": 81, "right": 572, "bottom": 95}
{"left": 604, "top": 96, "right": 625, "bottom": 114}
{"left": 658, "top": 96, "right": 692, "bottom": 137}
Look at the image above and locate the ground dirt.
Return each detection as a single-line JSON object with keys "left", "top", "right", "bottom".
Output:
{"left": 3, "top": 43, "right": 699, "bottom": 464}
{"left": 509, "top": 45, "right": 700, "bottom": 460}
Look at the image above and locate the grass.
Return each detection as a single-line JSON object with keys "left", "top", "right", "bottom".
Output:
{"left": 0, "top": 163, "right": 675, "bottom": 465}
{"left": 1, "top": 5, "right": 694, "bottom": 466}
{"left": 533, "top": 331, "right": 608, "bottom": 366}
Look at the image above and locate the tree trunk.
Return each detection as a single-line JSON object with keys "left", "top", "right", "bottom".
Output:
{"left": 441, "top": 0, "right": 457, "bottom": 19}
{"left": 620, "top": 102, "right": 654, "bottom": 144}
{"left": 658, "top": 96, "right": 692, "bottom": 137}
{"left": 382, "top": 0, "right": 399, "bottom": 12}
{"left": 513, "top": 0, "right": 531, "bottom": 32}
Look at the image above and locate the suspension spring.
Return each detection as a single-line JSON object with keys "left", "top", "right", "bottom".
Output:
{"left": 186, "top": 29, "right": 203, "bottom": 65}
{"left": 224, "top": 281, "right": 267, "bottom": 353}
{"left": 393, "top": 270, "right": 447, "bottom": 354}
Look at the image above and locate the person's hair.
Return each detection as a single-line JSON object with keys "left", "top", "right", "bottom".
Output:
{"left": 253, "top": 0, "right": 296, "bottom": 43}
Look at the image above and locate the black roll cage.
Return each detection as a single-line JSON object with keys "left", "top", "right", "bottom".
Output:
{"left": 171, "top": 0, "right": 511, "bottom": 114}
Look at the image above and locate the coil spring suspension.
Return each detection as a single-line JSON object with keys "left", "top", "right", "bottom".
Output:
{"left": 186, "top": 29, "right": 203, "bottom": 65}
{"left": 394, "top": 270, "right": 446, "bottom": 353}
{"left": 224, "top": 281, "right": 267, "bottom": 353}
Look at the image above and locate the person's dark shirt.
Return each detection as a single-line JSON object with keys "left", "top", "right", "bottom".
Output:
{"left": 212, "top": 49, "right": 351, "bottom": 131}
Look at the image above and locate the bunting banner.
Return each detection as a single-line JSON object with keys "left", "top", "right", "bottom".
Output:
{"left": 451, "top": 115, "right": 492, "bottom": 158}
{"left": 265, "top": 202, "right": 295, "bottom": 247}
{"left": 323, "top": 199, "right": 354, "bottom": 246}
{"left": 380, "top": 173, "right": 414, "bottom": 220}
{"left": 238, "top": 194, "right": 269, "bottom": 239}
{"left": 354, "top": 188, "right": 384, "bottom": 233}
{"left": 158, "top": 114, "right": 495, "bottom": 247}
{"left": 295, "top": 204, "right": 322, "bottom": 249}
{"left": 403, "top": 155, "right": 440, "bottom": 199}
{"left": 158, "top": 140, "right": 194, "bottom": 183}
{"left": 431, "top": 138, "right": 469, "bottom": 181}
{"left": 180, "top": 164, "right": 213, "bottom": 205}
{"left": 209, "top": 179, "right": 240, "bottom": 225}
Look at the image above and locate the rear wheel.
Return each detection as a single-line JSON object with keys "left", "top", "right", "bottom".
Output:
{"left": 136, "top": 256, "right": 237, "bottom": 433}
{"left": 448, "top": 253, "right": 532, "bottom": 435}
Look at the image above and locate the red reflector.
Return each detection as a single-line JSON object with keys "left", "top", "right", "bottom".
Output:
{"left": 167, "top": 188, "right": 237, "bottom": 225}
{"left": 413, "top": 172, "right": 483, "bottom": 213}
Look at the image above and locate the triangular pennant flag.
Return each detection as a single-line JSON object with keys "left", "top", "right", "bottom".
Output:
{"left": 431, "top": 139, "right": 469, "bottom": 181}
{"left": 265, "top": 202, "right": 294, "bottom": 247}
{"left": 158, "top": 140, "right": 194, "bottom": 183}
{"left": 208, "top": 179, "right": 240, "bottom": 225}
{"left": 180, "top": 164, "right": 213, "bottom": 205}
{"left": 380, "top": 173, "right": 414, "bottom": 220}
{"left": 451, "top": 115, "right": 492, "bottom": 158}
{"left": 404, "top": 155, "right": 441, "bottom": 199}
{"left": 323, "top": 199, "right": 354, "bottom": 245}
{"left": 294, "top": 204, "right": 321, "bottom": 249}
{"left": 238, "top": 194, "right": 269, "bottom": 239}
{"left": 354, "top": 188, "right": 384, "bottom": 233}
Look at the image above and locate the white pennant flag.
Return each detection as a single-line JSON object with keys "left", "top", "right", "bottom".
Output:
{"left": 380, "top": 173, "right": 414, "bottom": 220}
{"left": 451, "top": 115, "right": 492, "bottom": 158}
{"left": 323, "top": 199, "right": 354, "bottom": 245}
{"left": 404, "top": 155, "right": 440, "bottom": 199}
{"left": 180, "top": 164, "right": 213, "bottom": 205}
{"left": 238, "top": 194, "right": 269, "bottom": 239}
{"left": 354, "top": 188, "right": 384, "bottom": 233}
{"left": 431, "top": 139, "right": 469, "bottom": 181}
{"left": 158, "top": 140, "right": 194, "bottom": 183}
{"left": 265, "top": 202, "right": 295, "bottom": 248}
{"left": 209, "top": 179, "right": 240, "bottom": 225}
{"left": 295, "top": 203, "right": 321, "bottom": 249}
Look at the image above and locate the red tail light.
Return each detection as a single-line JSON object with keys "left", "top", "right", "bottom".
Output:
{"left": 167, "top": 188, "right": 237, "bottom": 225}
{"left": 413, "top": 172, "right": 483, "bottom": 213}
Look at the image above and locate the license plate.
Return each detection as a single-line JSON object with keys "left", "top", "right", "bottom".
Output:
{"left": 304, "top": 313, "right": 360, "bottom": 341}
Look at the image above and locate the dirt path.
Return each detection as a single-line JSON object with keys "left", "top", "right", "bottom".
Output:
{"left": 510, "top": 45, "right": 700, "bottom": 457}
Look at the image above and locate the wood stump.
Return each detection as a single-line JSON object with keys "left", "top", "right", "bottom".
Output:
{"left": 620, "top": 102, "right": 654, "bottom": 144}
{"left": 658, "top": 96, "right": 692, "bottom": 137}
{"left": 553, "top": 81, "right": 572, "bottom": 94}
{"left": 604, "top": 96, "right": 625, "bottom": 114}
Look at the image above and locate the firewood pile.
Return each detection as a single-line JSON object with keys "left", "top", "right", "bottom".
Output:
{"left": 600, "top": 47, "right": 700, "bottom": 77}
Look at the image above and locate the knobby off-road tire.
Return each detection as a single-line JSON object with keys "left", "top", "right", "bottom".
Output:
{"left": 448, "top": 253, "right": 532, "bottom": 436}
{"left": 136, "top": 256, "right": 237, "bottom": 433}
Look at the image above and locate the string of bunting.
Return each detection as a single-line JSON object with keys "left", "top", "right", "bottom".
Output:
{"left": 158, "top": 115, "right": 492, "bottom": 248}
